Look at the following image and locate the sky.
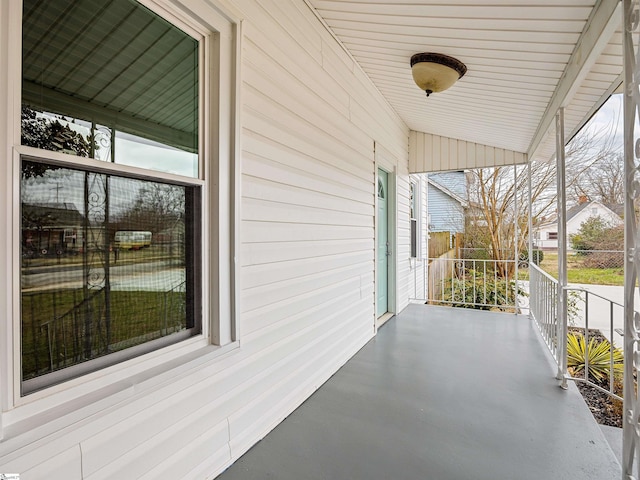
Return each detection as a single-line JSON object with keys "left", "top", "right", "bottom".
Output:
{"left": 579, "top": 93, "right": 624, "bottom": 151}
{"left": 115, "top": 132, "right": 198, "bottom": 178}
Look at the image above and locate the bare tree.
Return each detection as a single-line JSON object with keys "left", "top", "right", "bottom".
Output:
{"left": 572, "top": 152, "right": 624, "bottom": 206}
{"left": 114, "top": 183, "right": 185, "bottom": 233}
{"left": 464, "top": 108, "right": 621, "bottom": 277}
{"left": 466, "top": 165, "right": 537, "bottom": 278}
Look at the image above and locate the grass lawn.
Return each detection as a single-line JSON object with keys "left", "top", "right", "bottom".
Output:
{"left": 538, "top": 252, "right": 624, "bottom": 286}
{"left": 22, "top": 288, "right": 186, "bottom": 380}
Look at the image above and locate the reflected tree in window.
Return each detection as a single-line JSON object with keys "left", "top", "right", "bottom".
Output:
{"left": 21, "top": 106, "right": 94, "bottom": 159}
{"left": 21, "top": 161, "right": 194, "bottom": 389}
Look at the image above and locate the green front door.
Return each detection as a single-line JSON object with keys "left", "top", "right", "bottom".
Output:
{"left": 377, "top": 169, "right": 388, "bottom": 317}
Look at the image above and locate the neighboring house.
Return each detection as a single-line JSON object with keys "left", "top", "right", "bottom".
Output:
{"left": 409, "top": 173, "right": 429, "bottom": 260}
{"left": 427, "top": 171, "right": 468, "bottom": 234}
{"left": 21, "top": 202, "right": 85, "bottom": 256}
{"left": 534, "top": 200, "right": 623, "bottom": 250}
{"left": 465, "top": 201, "right": 489, "bottom": 228}
{"left": 408, "top": 173, "right": 429, "bottom": 301}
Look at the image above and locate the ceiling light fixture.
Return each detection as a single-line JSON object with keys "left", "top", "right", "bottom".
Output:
{"left": 410, "top": 52, "right": 467, "bottom": 97}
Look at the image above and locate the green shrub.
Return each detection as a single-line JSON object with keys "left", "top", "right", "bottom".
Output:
{"left": 523, "top": 249, "right": 543, "bottom": 265}
{"left": 567, "top": 333, "right": 623, "bottom": 382}
{"left": 566, "top": 290, "right": 583, "bottom": 327}
{"left": 439, "top": 268, "right": 525, "bottom": 311}
{"left": 570, "top": 216, "right": 609, "bottom": 252}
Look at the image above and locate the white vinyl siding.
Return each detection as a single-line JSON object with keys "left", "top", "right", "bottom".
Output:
{"left": 238, "top": 0, "right": 410, "bottom": 457}
{"left": 0, "top": 0, "right": 411, "bottom": 478}
{"left": 409, "top": 131, "right": 528, "bottom": 173}
{"left": 428, "top": 187, "right": 465, "bottom": 234}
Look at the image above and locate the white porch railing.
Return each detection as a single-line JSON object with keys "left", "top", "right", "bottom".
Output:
{"left": 425, "top": 257, "right": 521, "bottom": 311}
{"left": 529, "top": 264, "right": 560, "bottom": 364}
{"left": 416, "top": 259, "right": 623, "bottom": 401}
{"left": 564, "top": 286, "right": 623, "bottom": 401}
{"left": 529, "top": 263, "right": 622, "bottom": 401}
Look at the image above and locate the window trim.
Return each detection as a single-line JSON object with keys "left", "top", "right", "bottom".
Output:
{"left": 0, "top": 0, "right": 241, "bottom": 418}
{"left": 17, "top": 0, "right": 206, "bottom": 394}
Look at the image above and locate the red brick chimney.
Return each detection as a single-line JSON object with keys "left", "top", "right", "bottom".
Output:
{"left": 578, "top": 195, "right": 589, "bottom": 204}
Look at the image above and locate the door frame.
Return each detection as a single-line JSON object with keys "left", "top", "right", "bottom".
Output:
{"left": 374, "top": 143, "right": 397, "bottom": 330}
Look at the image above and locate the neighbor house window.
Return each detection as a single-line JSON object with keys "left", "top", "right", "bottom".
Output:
{"left": 20, "top": 0, "right": 202, "bottom": 394}
{"left": 410, "top": 180, "right": 418, "bottom": 258}
{"left": 548, "top": 232, "right": 558, "bottom": 240}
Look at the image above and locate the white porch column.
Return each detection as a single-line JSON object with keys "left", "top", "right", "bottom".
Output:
{"left": 527, "top": 161, "right": 533, "bottom": 269}
{"left": 555, "top": 108, "right": 568, "bottom": 389}
{"left": 514, "top": 164, "right": 518, "bottom": 313}
{"left": 623, "top": 0, "right": 640, "bottom": 476}
{"left": 527, "top": 161, "right": 533, "bottom": 320}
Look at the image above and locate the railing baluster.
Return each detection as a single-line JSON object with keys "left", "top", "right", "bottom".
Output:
{"left": 462, "top": 259, "right": 466, "bottom": 306}
{"left": 450, "top": 260, "right": 454, "bottom": 303}
{"left": 497, "top": 260, "right": 501, "bottom": 308}
{"left": 45, "top": 323, "right": 53, "bottom": 372}
{"left": 52, "top": 290, "right": 58, "bottom": 369}
{"left": 505, "top": 260, "right": 509, "bottom": 306}
{"left": 483, "top": 260, "right": 487, "bottom": 306}
{"left": 30, "top": 294, "right": 39, "bottom": 374}
{"left": 610, "top": 301, "right": 614, "bottom": 394}
{"left": 545, "top": 275, "right": 549, "bottom": 346}
{"left": 440, "top": 260, "right": 444, "bottom": 303}
{"left": 472, "top": 259, "right": 476, "bottom": 306}
{"left": 551, "top": 282, "right": 556, "bottom": 358}
{"left": 585, "top": 291, "right": 589, "bottom": 384}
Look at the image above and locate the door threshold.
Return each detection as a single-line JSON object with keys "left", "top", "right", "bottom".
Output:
{"left": 376, "top": 312, "right": 394, "bottom": 329}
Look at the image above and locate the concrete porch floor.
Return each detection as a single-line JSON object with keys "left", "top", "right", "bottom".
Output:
{"left": 217, "top": 304, "right": 621, "bottom": 480}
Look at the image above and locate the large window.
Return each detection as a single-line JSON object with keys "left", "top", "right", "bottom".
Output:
{"left": 20, "top": 0, "right": 202, "bottom": 393}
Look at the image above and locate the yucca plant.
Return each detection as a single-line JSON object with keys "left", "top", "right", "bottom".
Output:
{"left": 567, "top": 333, "right": 623, "bottom": 382}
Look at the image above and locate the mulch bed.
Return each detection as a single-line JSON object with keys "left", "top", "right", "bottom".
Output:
{"left": 568, "top": 326, "right": 608, "bottom": 343}
{"left": 568, "top": 327, "right": 623, "bottom": 428}
{"left": 574, "top": 382, "right": 622, "bottom": 427}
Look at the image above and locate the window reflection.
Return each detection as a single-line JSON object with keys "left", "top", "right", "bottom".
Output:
{"left": 21, "top": 160, "right": 196, "bottom": 383}
{"left": 115, "top": 131, "right": 198, "bottom": 177}
{"left": 21, "top": 0, "right": 199, "bottom": 177}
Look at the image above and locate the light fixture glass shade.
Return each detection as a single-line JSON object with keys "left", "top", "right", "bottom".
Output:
{"left": 410, "top": 53, "right": 467, "bottom": 96}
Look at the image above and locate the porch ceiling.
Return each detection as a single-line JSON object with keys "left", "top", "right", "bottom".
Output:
{"left": 21, "top": 0, "right": 199, "bottom": 151}
{"left": 306, "top": 0, "right": 623, "bottom": 167}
